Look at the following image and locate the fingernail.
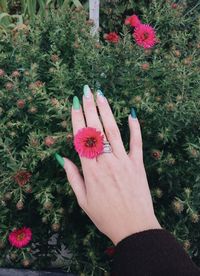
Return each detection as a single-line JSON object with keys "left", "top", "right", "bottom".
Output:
{"left": 96, "top": 89, "right": 105, "bottom": 102}
{"left": 73, "top": 96, "right": 80, "bottom": 110}
{"left": 55, "top": 153, "right": 65, "bottom": 168}
{"left": 83, "top": 84, "right": 91, "bottom": 98}
{"left": 131, "top": 107, "right": 137, "bottom": 119}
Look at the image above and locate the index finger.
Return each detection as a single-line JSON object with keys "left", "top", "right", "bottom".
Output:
{"left": 71, "top": 96, "right": 97, "bottom": 168}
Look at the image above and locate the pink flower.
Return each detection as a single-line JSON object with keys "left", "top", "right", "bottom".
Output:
{"left": 74, "top": 127, "right": 104, "bottom": 159}
{"left": 133, "top": 24, "right": 156, "bottom": 49}
{"left": 104, "top": 32, "right": 119, "bottom": 43}
{"left": 9, "top": 227, "right": 32, "bottom": 248}
{"left": 124, "top": 14, "right": 141, "bottom": 27}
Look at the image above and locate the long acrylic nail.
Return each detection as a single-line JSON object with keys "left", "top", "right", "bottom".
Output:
{"left": 83, "top": 84, "right": 91, "bottom": 98}
{"left": 96, "top": 89, "right": 105, "bottom": 102}
{"left": 73, "top": 96, "right": 80, "bottom": 110}
{"left": 55, "top": 153, "right": 65, "bottom": 168}
{"left": 131, "top": 107, "right": 137, "bottom": 119}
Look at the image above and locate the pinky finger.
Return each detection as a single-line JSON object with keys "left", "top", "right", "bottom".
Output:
{"left": 128, "top": 110, "right": 143, "bottom": 163}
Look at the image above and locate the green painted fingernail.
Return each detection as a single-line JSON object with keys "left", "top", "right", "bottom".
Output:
{"left": 96, "top": 89, "right": 104, "bottom": 97}
{"left": 83, "top": 84, "right": 91, "bottom": 98}
{"left": 131, "top": 107, "right": 137, "bottom": 119}
{"left": 55, "top": 153, "right": 64, "bottom": 168}
{"left": 73, "top": 96, "right": 80, "bottom": 110}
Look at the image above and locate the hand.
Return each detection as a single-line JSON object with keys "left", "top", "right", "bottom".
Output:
{"left": 57, "top": 85, "right": 162, "bottom": 245}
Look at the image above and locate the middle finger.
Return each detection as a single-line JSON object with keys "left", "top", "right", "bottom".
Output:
{"left": 82, "top": 85, "right": 105, "bottom": 136}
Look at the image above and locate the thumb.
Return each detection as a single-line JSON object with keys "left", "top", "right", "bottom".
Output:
{"left": 55, "top": 154, "right": 87, "bottom": 208}
{"left": 128, "top": 109, "right": 143, "bottom": 163}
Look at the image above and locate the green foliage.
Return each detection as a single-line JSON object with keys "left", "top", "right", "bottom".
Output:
{"left": 0, "top": 0, "right": 83, "bottom": 32}
{"left": 0, "top": 1, "right": 200, "bottom": 275}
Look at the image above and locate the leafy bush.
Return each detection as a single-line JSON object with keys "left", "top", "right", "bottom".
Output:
{"left": 0, "top": 1, "right": 200, "bottom": 275}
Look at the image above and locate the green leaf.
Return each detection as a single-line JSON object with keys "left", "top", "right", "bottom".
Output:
{"left": 0, "top": 12, "right": 11, "bottom": 27}
{"left": 38, "top": 0, "right": 46, "bottom": 17}
{"left": 72, "top": 0, "right": 83, "bottom": 8}
{"left": 27, "top": 0, "right": 37, "bottom": 20}
{"left": 0, "top": 0, "right": 8, "bottom": 12}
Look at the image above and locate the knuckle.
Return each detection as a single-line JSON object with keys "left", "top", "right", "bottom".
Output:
{"left": 106, "top": 127, "right": 120, "bottom": 140}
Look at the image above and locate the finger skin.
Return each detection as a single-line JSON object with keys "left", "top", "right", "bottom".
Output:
{"left": 63, "top": 157, "right": 87, "bottom": 208}
{"left": 128, "top": 115, "right": 143, "bottom": 163}
{"left": 82, "top": 86, "right": 105, "bottom": 136}
{"left": 96, "top": 92, "right": 126, "bottom": 157}
{"left": 71, "top": 105, "right": 86, "bottom": 136}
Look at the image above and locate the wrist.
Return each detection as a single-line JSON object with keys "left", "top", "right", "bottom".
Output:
{"left": 111, "top": 216, "right": 162, "bottom": 246}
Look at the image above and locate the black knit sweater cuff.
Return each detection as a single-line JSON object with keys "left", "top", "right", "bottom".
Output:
{"left": 111, "top": 228, "right": 200, "bottom": 276}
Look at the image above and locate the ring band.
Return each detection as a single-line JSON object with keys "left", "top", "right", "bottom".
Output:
{"left": 102, "top": 141, "right": 112, "bottom": 153}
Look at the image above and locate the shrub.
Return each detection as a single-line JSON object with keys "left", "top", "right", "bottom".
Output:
{"left": 0, "top": 1, "right": 200, "bottom": 275}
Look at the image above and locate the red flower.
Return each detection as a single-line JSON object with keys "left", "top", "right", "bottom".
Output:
{"left": 74, "top": 127, "right": 104, "bottom": 159}
{"left": 105, "top": 246, "right": 116, "bottom": 257}
{"left": 13, "top": 170, "right": 32, "bottom": 187}
{"left": 133, "top": 24, "right": 156, "bottom": 49}
{"left": 104, "top": 32, "right": 119, "bottom": 43}
{"left": 9, "top": 227, "right": 32, "bottom": 248}
{"left": 124, "top": 14, "right": 141, "bottom": 27}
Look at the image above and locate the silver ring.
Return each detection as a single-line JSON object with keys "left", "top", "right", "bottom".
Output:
{"left": 102, "top": 141, "right": 112, "bottom": 153}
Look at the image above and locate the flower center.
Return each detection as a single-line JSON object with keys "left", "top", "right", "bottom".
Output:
{"left": 17, "top": 233, "right": 25, "bottom": 241}
{"left": 143, "top": 32, "right": 149, "bottom": 40}
{"left": 85, "top": 137, "right": 97, "bottom": 147}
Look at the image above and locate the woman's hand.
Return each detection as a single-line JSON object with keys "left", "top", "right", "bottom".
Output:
{"left": 56, "top": 85, "right": 162, "bottom": 245}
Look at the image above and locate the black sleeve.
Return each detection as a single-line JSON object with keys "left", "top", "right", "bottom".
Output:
{"left": 111, "top": 228, "right": 200, "bottom": 276}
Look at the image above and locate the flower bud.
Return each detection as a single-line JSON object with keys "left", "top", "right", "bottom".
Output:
{"left": 0, "top": 69, "right": 5, "bottom": 77}
{"left": 22, "top": 259, "right": 31, "bottom": 267}
{"left": 16, "top": 200, "right": 24, "bottom": 210}
{"left": 43, "top": 201, "right": 53, "bottom": 210}
{"left": 4, "top": 192, "right": 12, "bottom": 201}
{"left": 183, "top": 240, "right": 191, "bottom": 251}
{"left": 51, "top": 54, "right": 59, "bottom": 62}
{"left": 17, "top": 99, "right": 25, "bottom": 109}
{"left": 10, "top": 252, "right": 17, "bottom": 261}
{"left": 151, "top": 149, "right": 161, "bottom": 160}
{"left": 5, "top": 82, "right": 14, "bottom": 90}
{"left": 190, "top": 213, "right": 199, "bottom": 223}
{"left": 154, "top": 188, "right": 163, "bottom": 198}
{"left": 51, "top": 223, "right": 61, "bottom": 232}
{"left": 171, "top": 199, "right": 184, "bottom": 214}
{"left": 141, "top": 63, "right": 150, "bottom": 71}
{"left": 11, "top": 70, "right": 20, "bottom": 78}
{"left": 44, "top": 136, "right": 55, "bottom": 147}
